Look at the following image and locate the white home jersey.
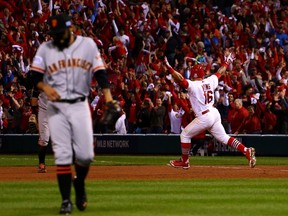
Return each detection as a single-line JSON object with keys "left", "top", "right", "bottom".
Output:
{"left": 186, "top": 75, "right": 218, "bottom": 117}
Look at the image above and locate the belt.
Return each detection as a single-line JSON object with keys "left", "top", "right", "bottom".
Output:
{"left": 201, "top": 109, "right": 210, "bottom": 115}
{"left": 58, "top": 97, "right": 86, "bottom": 104}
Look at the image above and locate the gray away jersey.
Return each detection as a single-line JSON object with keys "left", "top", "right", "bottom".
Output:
{"left": 31, "top": 35, "right": 105, "bottom": 99}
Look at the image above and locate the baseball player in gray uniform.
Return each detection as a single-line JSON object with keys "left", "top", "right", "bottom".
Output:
{"left": 32, "top": 90, "right": 49, "bottom": 173}
{"left": 30, "top": 14, "right": 121, "bottom": 214}
{"left": 37, "top": 92, "right": 49, "bottom": 172}
{"left": 163, "top": 53, "right": 256, "bottom": 170}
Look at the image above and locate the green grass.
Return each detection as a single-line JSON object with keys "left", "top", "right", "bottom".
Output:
{"left": 0, "top": 179, "right": 288, "bottom": 216}
{"left": 0, "top": 155, "right": 288, "bottom": 216}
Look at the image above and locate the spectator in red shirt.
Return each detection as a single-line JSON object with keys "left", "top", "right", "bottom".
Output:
{"left": 262, "top": 102, "right": 278, "bottom": 134}
{"left": 242, "top": 105, "right": 262, "bottom": 134}
{"left": 0, "top": 84, "right": 10, "bottom": 109}
{"left": 230, "top": 98, "right": 249, "bottom": 134}
{"left": 121, "top": 83, "right": 139, "bottom": 133}
{"left": 18, "top": 98, "right": 33, "bottom": 133}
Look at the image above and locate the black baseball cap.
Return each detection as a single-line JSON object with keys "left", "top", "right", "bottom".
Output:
{"left": 47, "top": 14, "right": 72, "bottom": 35}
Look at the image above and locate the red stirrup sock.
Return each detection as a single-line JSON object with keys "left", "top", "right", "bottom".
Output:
{"left": 227, "top": 137, "right": 245, "bottom": 154}
{"left": 181, "top": 142, "right": 191, "bottom": 162}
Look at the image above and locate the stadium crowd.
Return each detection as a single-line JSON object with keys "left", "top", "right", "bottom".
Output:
{"left": 0, "top": 0, "right": 287, "bottom": 135}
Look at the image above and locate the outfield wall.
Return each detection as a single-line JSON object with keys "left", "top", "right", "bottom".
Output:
{"left": 0, "top": 134, "right": 287, "bottom": 156}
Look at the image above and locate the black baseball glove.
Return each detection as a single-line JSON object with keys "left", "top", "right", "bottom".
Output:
{"left": 100, "top": 100, "right": 122, "bottom": 132}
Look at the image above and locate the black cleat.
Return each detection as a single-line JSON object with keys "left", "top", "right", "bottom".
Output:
{"left": 73, "top": 177, "right": 87, "bottom": 211}
{"left": 59, "top": 200, "right": 72, "bottom": 215}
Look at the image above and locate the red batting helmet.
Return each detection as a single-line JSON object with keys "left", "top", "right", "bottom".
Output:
{"left": 190, "top": 64, "right": 205, "bottom": 80}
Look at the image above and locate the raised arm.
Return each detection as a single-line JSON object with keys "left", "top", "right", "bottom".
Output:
{"left": 163, "top": 57, "right": 189, "bottom": 89}
{"left": 214, "top": 51, "right": 235, "bottom": 78}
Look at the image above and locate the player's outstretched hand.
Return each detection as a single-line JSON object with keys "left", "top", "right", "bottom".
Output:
{"left": 163, "top": 57, "right": 184, "bottom": 82}
{"left": 226, "top": 52, "right": 236, "bottom": 63}
{"left": 100, "top": 100, "right": 122, "bottom": 132}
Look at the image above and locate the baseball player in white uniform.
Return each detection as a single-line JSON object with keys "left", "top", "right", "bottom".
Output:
{"left": 163, "top": 54, "right": 256, "bottom": 169}
{"left": 29, "top": 14, "right": 121, "bottom": 214}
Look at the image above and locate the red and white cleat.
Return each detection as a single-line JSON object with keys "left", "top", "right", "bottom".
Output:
{"left": 246, "top": 147, "right": 256, "bottom": 168}
{"left": 168, "top": 158, "right": 190, "bottom": 169}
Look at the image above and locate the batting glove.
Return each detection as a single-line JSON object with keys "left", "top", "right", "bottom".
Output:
{"left": 225, "top": 52, "right": 236, "bottom": 63}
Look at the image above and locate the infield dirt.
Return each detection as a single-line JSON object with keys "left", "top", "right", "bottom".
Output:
{"left": 0, "top": 165, "right": 288, "bottom": 181}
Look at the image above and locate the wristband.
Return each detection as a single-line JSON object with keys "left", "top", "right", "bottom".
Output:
{"left": 221, "top": 62, "right": 230, "bottom": 68}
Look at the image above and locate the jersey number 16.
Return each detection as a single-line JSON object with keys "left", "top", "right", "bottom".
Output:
{"left": 204, "top": 90, "right": 213, "bottom": 104}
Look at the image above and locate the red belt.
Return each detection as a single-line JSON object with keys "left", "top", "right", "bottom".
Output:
{"left": 201, "top": 109, "right": 210, "bottom": 115}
